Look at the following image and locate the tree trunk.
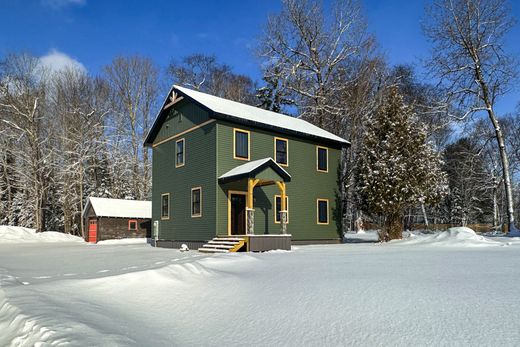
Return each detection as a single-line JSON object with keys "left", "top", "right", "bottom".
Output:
{"left": 381, "top": 211, "right": 403, "bottom": 242}
{"left": 421, "top": 203, "right": 429, "bottom": 229}
{"left": 475, "top": 66, "right": 516, "bottom": 232}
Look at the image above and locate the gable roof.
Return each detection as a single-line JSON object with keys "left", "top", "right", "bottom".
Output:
{"left": 218, "top": 158, "right": 291, "bottom": 183}
{"left": 144, "top": 85, "right": 349, "bottom": 147}
{"left": 83, "top": 197, "right": 151, "bottom": 219}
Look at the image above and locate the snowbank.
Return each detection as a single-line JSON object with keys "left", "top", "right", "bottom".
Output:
{"left": 96, "top": 238, "right": 148, "bottom": 245}
{"left": 0, "top": 226, "right": 84, "bottom": 244}
{"left": 393, "top": 227, "right": 501, "bottom": 247}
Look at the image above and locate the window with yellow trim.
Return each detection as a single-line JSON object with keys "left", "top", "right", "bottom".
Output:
{"left": 274, "top": 138, "right": 288, "bottom": 166}
{"left": 274, "top": 195, "right": 289, "bottom": 223}
{"left": 234, "top": 129, "right": 249, "bottom": 160}
{"left": 317, "top": 146, "right": 328, "bottom": 172}
{"left": 317, "top": 199, "right": 329, "bottom": 224}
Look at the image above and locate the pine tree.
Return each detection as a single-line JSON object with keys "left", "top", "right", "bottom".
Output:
{"left": 357, "top": 87, "right": 448, "bottom": 241}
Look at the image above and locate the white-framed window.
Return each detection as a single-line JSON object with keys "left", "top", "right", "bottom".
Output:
{"left": 176, "top": 138, "right": 185, "bottom": 167}
{"left": 161, "top": 193, "right": 170, "bottom": 220}
{"left": 191, "top": 187, "right": 202, "bottom": 217}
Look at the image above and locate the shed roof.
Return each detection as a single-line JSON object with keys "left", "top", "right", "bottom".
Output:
{"left": 144, "top": 85, "right": 350, "bottom": 147}
{"left": 83, "top": 197, "right": 151, "bottom": 219}
{"left": 218, "top": 158, "right": 291, "bottom": 183}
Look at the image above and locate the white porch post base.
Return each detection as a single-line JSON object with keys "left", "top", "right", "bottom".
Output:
{"left": 246, "top": 208, "right": 255, "bottom": 235}
{"left": 280, "top": 210, "right": 288, "bottom": 234}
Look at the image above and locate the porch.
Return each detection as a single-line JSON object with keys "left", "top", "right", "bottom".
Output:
{"left": 201, "top": 158, "right": 292, "bottom": 253}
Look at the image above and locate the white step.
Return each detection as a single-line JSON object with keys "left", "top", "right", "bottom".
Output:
{"left": 198, "top": 247, "right": 229, "bottom": 253}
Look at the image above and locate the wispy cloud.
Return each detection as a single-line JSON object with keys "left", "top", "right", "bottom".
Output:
{"left": 39, "top": 49, "right": 86, "bottom": 74}
{"left": 41, "top": 0, "right": 86, "bottom": 9}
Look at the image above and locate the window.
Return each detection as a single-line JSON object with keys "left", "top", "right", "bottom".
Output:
{"left": 234, "top": 129, "right": 250, "bottom": 160}
{"left": 176, "top": 138, "right": 185, "bottom": 167}
{"left": 317, "top": 146, "right": 328, "bottom": 172}
{"left": 161, "top": 193, "right": 170, "bottom": 220}
{"left": 191, "top": 187, "right": 202, "bottom": 217}
{"left": 128, "top": 219, "right": 137, "bottom": 231}
{"left": 317, "top": 199, "right": 329, "bottom": 224}
{"left": 274, "top": 195, "right": 289, "bottom": 223}
{"left": 274, "top": 137, "right": 288, "bottom": 166}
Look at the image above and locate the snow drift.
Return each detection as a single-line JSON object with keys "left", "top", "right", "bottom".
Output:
{"left": 394, "top": 227, "right": 501, "bottom": 247}
{"left": 0, "top": 226, "right": 84, "bottom": 244}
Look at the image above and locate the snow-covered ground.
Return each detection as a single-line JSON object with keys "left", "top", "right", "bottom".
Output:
{"left": 0, "top": 226, "right": 84, "bottom": 244}
{"left": 1, "top": 228, "right": 520, "bottom": 346}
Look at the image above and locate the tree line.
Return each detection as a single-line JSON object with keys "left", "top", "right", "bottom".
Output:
{"left": 1, "top": 0, "right": 519, "bottom": 240}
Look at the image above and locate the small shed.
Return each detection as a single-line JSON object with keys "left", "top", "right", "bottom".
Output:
{"left": 82, "top": 197, "right": 152, "bottom": 243}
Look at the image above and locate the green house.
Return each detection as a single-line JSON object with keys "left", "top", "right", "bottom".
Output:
{"left": 144, "top": 85, "right": 349, "bottom": 252}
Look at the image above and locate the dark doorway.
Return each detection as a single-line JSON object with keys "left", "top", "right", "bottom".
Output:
{"left": 230, "top": 193, "right": 246, "bottom": 235}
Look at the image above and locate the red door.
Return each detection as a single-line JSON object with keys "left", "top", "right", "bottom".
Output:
{"left": 88, "top": 219, "right": 97, "bottom": 243}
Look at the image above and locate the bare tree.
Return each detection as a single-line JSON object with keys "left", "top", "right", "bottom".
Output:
{"left": 103, "top": 56, "right": 158, "bottom": 200}
{"left": 167, "top": 54, "right": 257, "bottom": 105}
{"left": 259, "top": 0, "right": 382, "bottom": 234}
{"left": 0, "top": 53, "right": 53, "bottom": 232}
{"left": 423, "top": 0, "right": 518, "bottom": 233}
{"left": 50, "top": 67, "right": 109, "bottom": 236}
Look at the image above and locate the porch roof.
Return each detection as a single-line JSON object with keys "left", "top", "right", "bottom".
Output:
{"left": 218, "top": 158, "right": 291, "bottom": 183}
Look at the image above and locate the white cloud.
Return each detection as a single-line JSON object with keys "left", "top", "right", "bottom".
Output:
{"left": 41, "top": 0, "right": 86, "bottom": 9}
{"left": 39, "top": 49, "right": 86, "bottom": 75}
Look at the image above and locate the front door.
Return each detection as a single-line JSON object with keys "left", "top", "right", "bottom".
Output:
{"left": 230, "top": 193, "right": 246, "bottom": 235}
{"left": 88, "top": 219, "right": 97, "bottom": 243}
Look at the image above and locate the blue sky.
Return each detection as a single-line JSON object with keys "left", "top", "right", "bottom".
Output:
{"left": 1, "top": 0, "right": 519, "bottom": 114}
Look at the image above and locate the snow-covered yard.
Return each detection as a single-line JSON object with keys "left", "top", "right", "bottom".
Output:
{"left": 1, "top": 227, "right": 520, "bottom": 346}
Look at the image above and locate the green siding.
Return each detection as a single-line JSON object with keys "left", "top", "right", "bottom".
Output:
{"left": 151, "top": 99, "right": 343, "bottom": 243}
{"left": 152, "top": 102, "right": 216, "bottom": 241}
{"left": 154, "top": 100, "right": 210, "bottom": 144}
{"left": 216, "top": 121, "right": 342, "bottom": 240}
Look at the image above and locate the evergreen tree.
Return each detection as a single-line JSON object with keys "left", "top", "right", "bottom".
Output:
{"left": 357, "top": 87, "right": 448, "bottom": 241}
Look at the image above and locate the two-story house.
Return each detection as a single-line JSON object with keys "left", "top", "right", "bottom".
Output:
{"left": 144, "top": 85, "right": 349, "bottom": 252}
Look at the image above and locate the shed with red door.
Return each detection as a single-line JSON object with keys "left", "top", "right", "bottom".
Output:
{"left": 82, "top": 197, "right": 152, "bottom": 243}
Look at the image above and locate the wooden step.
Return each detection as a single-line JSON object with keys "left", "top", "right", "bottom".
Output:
{"left": 214, "top": 237, "right": 245, "bottom": 242}
{"left": 208, "top": 240, "right": 241, "bottom": 245}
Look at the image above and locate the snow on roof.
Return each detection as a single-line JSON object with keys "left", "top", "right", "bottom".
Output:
{"left": 85, "top": 197, "right": 151, "bottom": 219}
{"left": 219, "top": 158, "right": 291, "bottom": 182}
{"left": 174, "top": 85, "right": 349, "bottom": 145}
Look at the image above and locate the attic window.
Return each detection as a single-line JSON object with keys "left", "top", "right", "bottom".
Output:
{"left": 128, "top": 220, "right": 137, "bottom": 231}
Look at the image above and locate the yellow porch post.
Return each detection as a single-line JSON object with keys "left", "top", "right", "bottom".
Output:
{"left": 247, "top": 178, "right": 260, "bottom": 235}
{"left": 276, "top": 181, "right": 288, "bottom": 234}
